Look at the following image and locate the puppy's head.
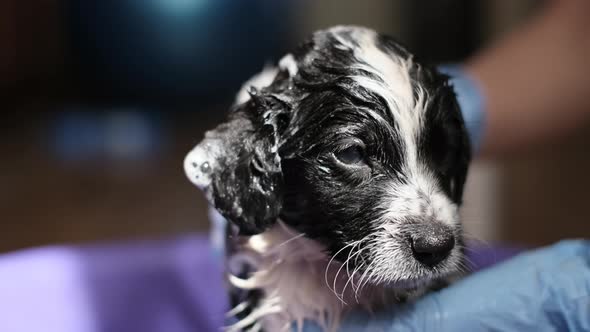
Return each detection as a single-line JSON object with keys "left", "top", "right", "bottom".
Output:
{"left": 185, "top": 26, "right": 471, "bottom": 289}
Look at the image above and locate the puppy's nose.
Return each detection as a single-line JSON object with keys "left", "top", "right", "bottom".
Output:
{"left": 409, "top": 222, "right": 455, "bottom": 267}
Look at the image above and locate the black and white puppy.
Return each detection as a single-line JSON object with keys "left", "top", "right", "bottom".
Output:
{"left": 185, "top": 26, "right": 471, "bottom": 332}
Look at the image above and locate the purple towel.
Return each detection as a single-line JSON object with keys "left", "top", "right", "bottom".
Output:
{"left": 0, "top": 234, "right": 519, "bottom": 332}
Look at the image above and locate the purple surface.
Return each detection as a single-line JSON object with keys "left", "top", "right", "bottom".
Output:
{"left": 467, "top": 244, "right": 523, "bottom": 272}
{"left": 0, "top": 234, "right": 519, "bottom": 332}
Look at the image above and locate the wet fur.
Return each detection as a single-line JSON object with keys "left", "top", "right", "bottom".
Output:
{"left": 185, "top": 26, "right": 471, "bottom": 331}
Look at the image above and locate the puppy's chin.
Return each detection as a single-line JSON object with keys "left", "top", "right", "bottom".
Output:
{"left": 356, "top": 265, "right": 460, "bottom": 303}
{"left": 352, "top": 244, "right": 464, "bottom": 292}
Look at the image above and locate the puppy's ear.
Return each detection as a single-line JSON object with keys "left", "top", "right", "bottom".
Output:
{"left": 185, "top": 92, "right": 290, "bottom": 235}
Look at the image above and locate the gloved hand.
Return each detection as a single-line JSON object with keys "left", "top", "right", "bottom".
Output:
{"left": 301, "top": 240, "right": 590, "bottom": 332}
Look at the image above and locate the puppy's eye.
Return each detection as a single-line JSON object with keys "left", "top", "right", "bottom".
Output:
{"left": 335, "top": 145, "right": 367, "bottom": 165}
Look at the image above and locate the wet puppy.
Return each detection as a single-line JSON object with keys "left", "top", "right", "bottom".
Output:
{"left": 185, "top": 26, "right": 471, "bottom": 332}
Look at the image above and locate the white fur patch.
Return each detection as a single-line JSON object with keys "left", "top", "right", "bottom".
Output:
{"left": 382, "top": 169, "right": 458, "bottom": 228}
{"left": 233, "top": 53, "right": 299, "bottom": 106}
{"left": 279, "top": 53, "right": 299, "bottom": 77}
{"left": 235, "top": 65, "right": 279, "bottom": 105}
{"left": 330, "top": 26, "right": 428, "bottom": 172}
{"left": 226, "top": 222, "right": 395, "bottom": 332}
{"left": 184, "top": 140, "right": 221, "bottom": 201}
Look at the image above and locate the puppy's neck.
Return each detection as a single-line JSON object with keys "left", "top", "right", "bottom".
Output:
{"left": 226, "top": 222, "right": 397, "bottom": 332}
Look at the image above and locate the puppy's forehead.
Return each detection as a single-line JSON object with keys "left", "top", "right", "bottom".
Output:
{"left": 325, "top": 26, "right": 424, "bottom": 124}
{"left": 299, "top": 26, "right": 428, "bottom": 162}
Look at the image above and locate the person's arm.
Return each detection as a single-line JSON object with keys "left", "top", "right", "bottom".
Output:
{"left": 466, "top": 0, "right": 590, "bottom": 157}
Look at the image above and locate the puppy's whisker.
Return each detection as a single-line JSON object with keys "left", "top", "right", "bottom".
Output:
{"left": 349, "top": 247, "right": 372, "bottom": 302}
{"left": 324, "top": 241, "right": 359, "bottom": 303}
{"left": 351, "top": 264, "right": 366, "bottom": 303}
{"left": 275, "top": 233, "right": 307, "bottom": 249}
{"left": 338, "top": 232, "right": 373, "bottom": 295}
{"left": 357, "top": 261, "right": 374, "bottom": 297}
{"left": 339, "top": 242, "right": 366, "bottom": 299}
{"left": 332, "top": 241, "right": 362, "bottom": 304}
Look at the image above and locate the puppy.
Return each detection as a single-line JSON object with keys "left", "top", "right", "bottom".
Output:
{"left": 185, "top": 26, "right": 471, "bottom": 332}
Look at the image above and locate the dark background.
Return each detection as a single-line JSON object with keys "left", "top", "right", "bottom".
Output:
{"left": 2, "top": 0, "right": 588, "bottom": 253}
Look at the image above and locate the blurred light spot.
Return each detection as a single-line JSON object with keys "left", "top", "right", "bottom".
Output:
{"left": 49, "top": 110, "right": 164, "bottom": 164}
{"left": 105, "top": 111, "right": 157, "bottom": 161}
{"left": 52, "top": 113, "right": 102, "bottom": 162}
{"left": 152, "top": 0, "right": 207, "bottom": 16}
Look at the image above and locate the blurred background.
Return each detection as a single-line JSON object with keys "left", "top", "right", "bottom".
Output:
{"left": 1, "top": 0, "right": 588, "bottom": 254}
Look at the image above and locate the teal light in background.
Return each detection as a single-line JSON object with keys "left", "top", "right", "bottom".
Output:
{"left": 150, "top": 0, "right": 208, "bottom": 17}
{"left": 67, "top": 0, "right": 291, "bottom": 101}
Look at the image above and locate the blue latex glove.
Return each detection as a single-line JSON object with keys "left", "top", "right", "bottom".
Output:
{"left": 301, "top": 240, "right": 590, "bottom": 332}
